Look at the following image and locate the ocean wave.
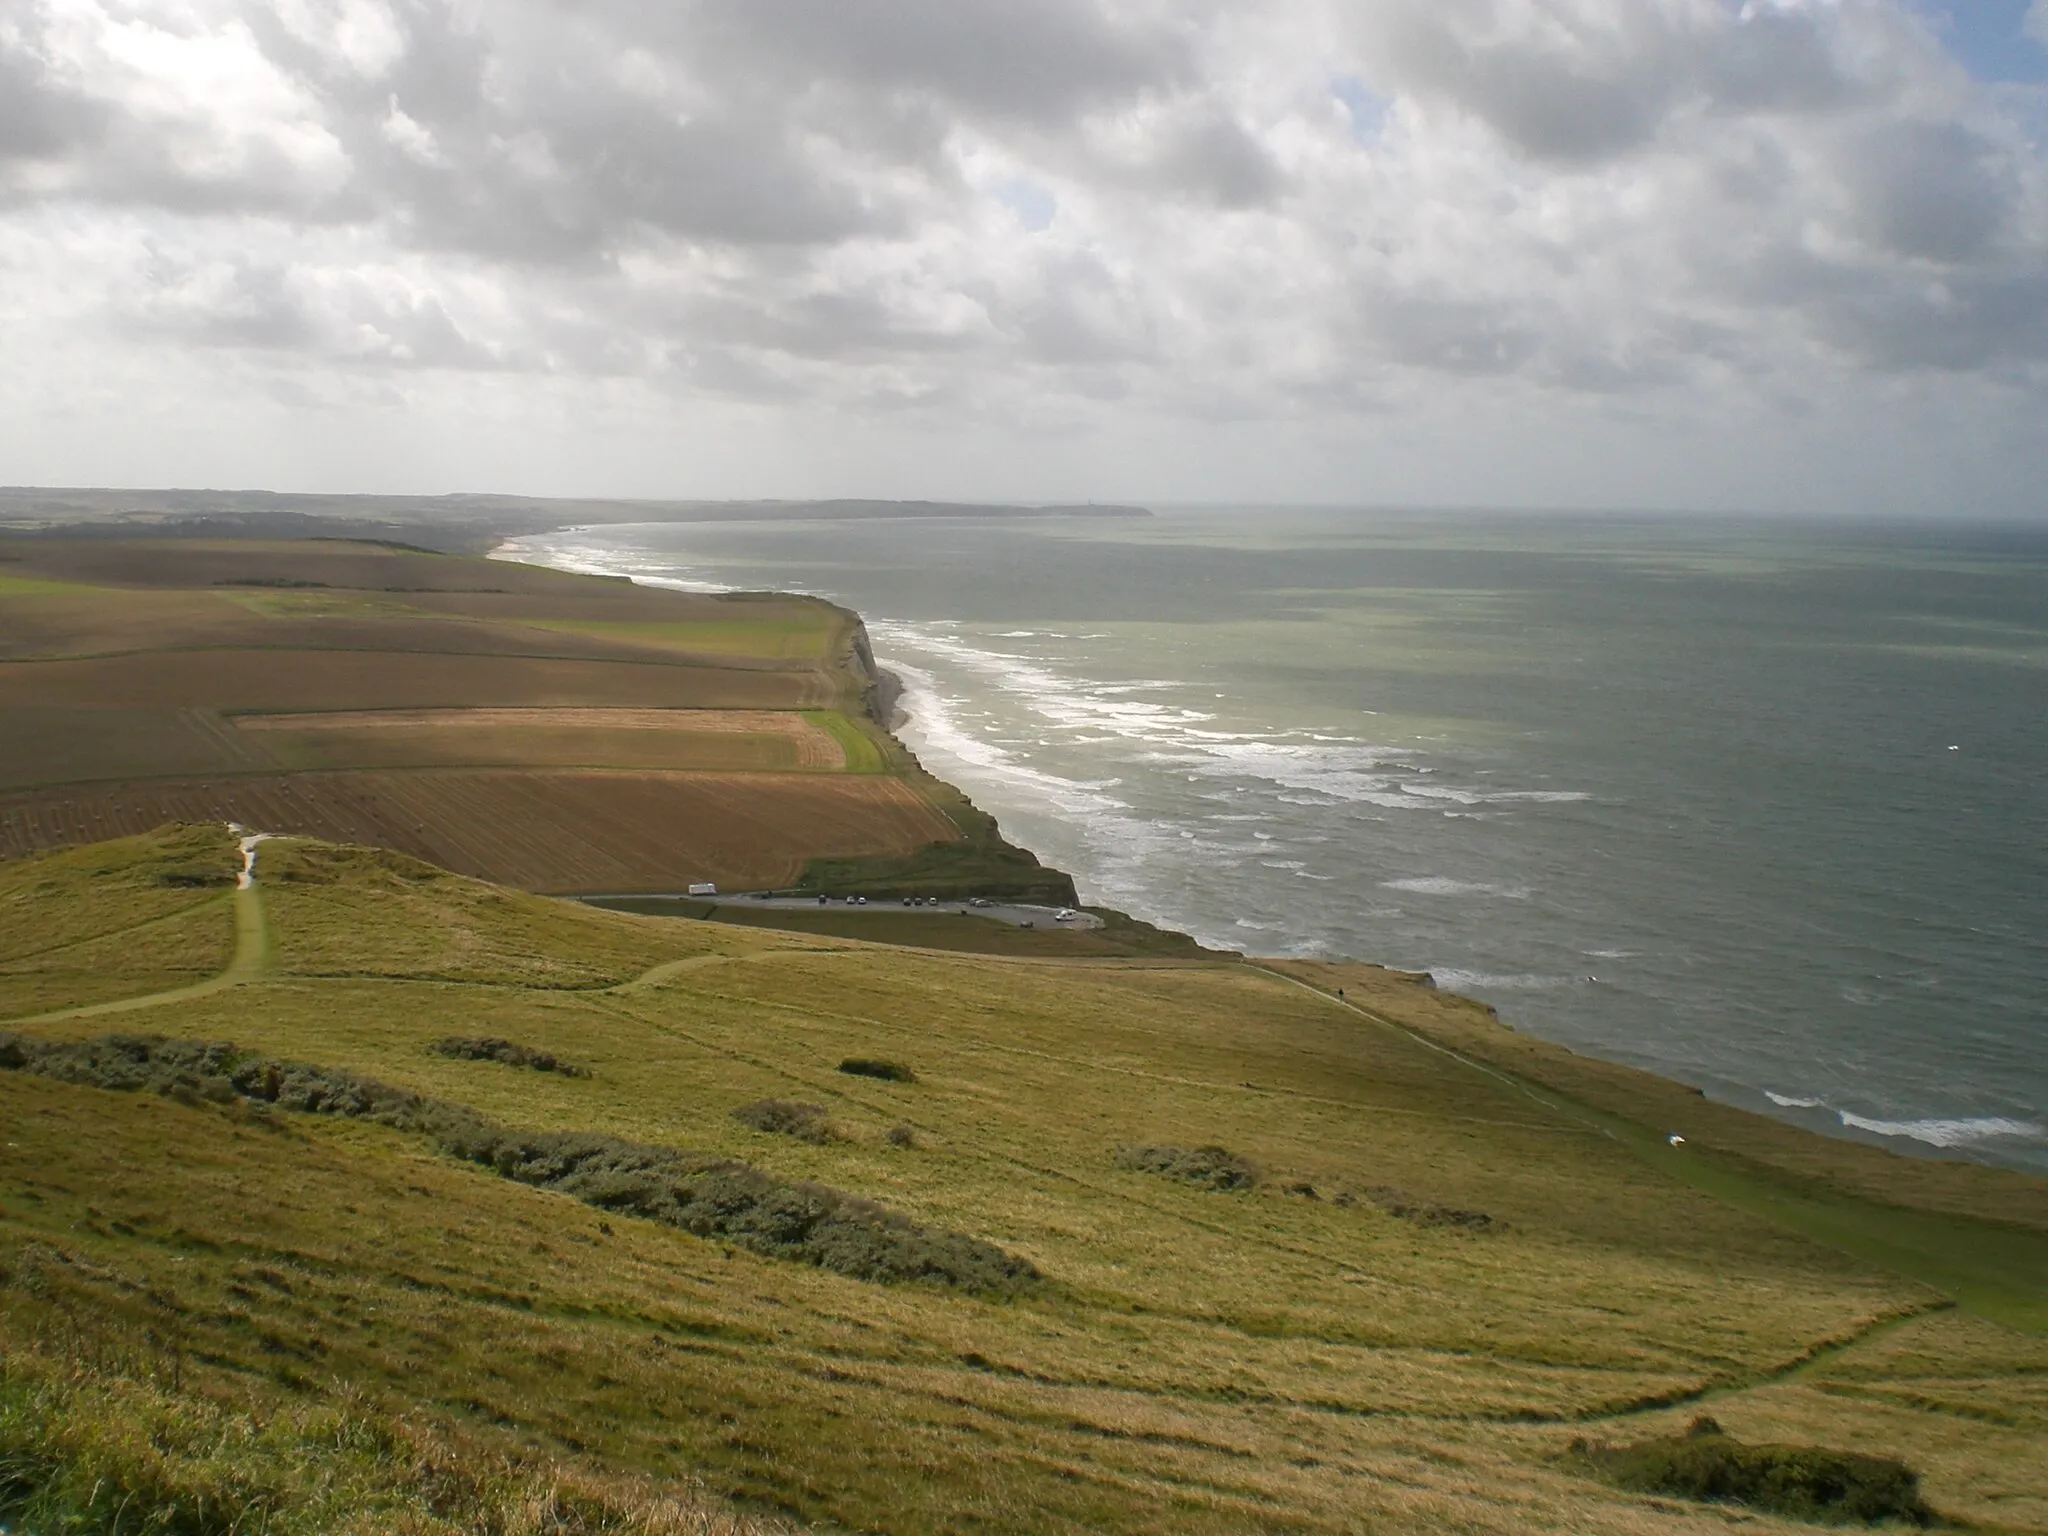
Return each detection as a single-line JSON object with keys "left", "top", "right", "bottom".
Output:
{"left": 1428, "top": 969, "right": 1574, "bottom": 991}
{"left": 1404, "top": 783, "right": 1592, "bottom": 806}
{"left": 1383, "top": 877, "right": 1532, "bottom": 899}
{"left": 1765, "top": 1091, "right": 1825, "bottom": 1109}
{"left": 872, "top": 623, "right": 1222, "bottom": 740}
{"left": 491, "top": 536, "right": 730, "bottom": 593}
{"left": 885, "top": 660, "right": 1129, "bottom": 816}
{"left": 1836, "top": 1113, "right": 2047, "bottom": 1149}
{"left": 871, "top": 621, "right": 1599, "bottom": 819}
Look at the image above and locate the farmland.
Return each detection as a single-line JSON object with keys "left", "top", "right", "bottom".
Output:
{"left": 0, "top": 537, "right": 972, "bottom": 892}
{"left": 1, "top": 826, "right": 2045, "bottom": 1535}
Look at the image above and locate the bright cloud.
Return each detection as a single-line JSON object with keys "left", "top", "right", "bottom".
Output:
{"left": 1, "top": 0, "right": 2044, "bottom": 512}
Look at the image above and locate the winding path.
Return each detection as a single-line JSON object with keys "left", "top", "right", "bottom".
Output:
{"left": 5, "top": 828, "right": 274, "bottom": 1026}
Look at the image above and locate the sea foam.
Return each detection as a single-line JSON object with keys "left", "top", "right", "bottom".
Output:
{"left": 1836, "top": 1113, "right": 2046, "bottom": 1149}
{"left": 1383, "top": 877, "right": 1532, "bottom": 899}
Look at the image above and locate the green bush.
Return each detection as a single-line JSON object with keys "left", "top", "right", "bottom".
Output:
{"left": 434, "top": 1124, "right": 1036, "bottom": 1293}
{"left": 1339, "top": 1186, "right": 1493, "bottom": 1230}
{"left": 732, "top": 1099, "right": 836, "bottom": 1144}
{"left": 154, "top": 864, "right": 234, "bottom": 889}
{"left": 1114, "top": 1144, "right": 1258, "bottom": 1192}
{"left": 0, "top": 1034, "right": 1038, "bottom": 1296}
{"left": 838, "top": 1057, "right": 917, "bottom": 1083}
{"left": 431, "top": 1036, "right": 590, "bottom": 1078}
{"left": 1578, "top": 1417, "right": 1933, "bottom": 1526}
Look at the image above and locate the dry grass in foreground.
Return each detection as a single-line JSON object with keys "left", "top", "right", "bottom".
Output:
{"left": 1, "top": 827, "right": 2045, "bottom": 1534}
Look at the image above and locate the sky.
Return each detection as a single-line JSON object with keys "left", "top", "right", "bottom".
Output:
{"left": 1, "top": 0, "right": 2045, "bottom": 515}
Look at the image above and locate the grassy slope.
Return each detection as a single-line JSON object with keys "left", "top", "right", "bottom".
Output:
{"left": 2, "top": 829, "right": 2045, "bottom": 1534}
{"left": 1266, "top": 960, "right": 2048, "bottom": 1329}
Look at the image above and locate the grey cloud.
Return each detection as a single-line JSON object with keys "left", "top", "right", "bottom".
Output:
{"left": 1359, "top": 3, "right": 1684, "bottom": 162}
{"left": 679, "top": 0, "right": 1186, "bottom": 123}
{"left": 1148, "top": 110, "right": 1286, "bottom": 207}
{"left": 128, "top": 256, "right": 512, "bottom": 371}
{"left": 4, "top": 0, "right": 2047, "bottom": 480}
{"left": 1813, "top": 269, "right": 2048, "bottom": 370}
{"left": 0, "top": 12, "right": 348, "bottom": 219}
{"left": 683, "top": 286, "right": 991, "bottom": 363}
{"left": 133, "top": 261, "right": 322, "bottom": 352}
{"left": 1001, "top": 253, "right": 1157, "bottom": 366}
{"left": 1356, "top": 1, "right": 1885, "bottom": 165}
{"left": 0, "top": 28, "right": 106, "bottom": 163}
{"left": 1369, "top": 294, "right": 1540, "bottom": 375}
{"left": 380, "top": 102, "right": 899, "bottom": 262}
{"left": 1698, "top": 7, "right": 1863, "bottom": 116}
{"left": 1839, "top": 120, "right": 2014, "bottom": 263}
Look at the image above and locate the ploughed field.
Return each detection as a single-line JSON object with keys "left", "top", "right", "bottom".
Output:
{"left": 0, "top": 538, "right": 947, "bottom": 890}
{"left": 2, "top": 826, "right": 2046, "bottom": 1536}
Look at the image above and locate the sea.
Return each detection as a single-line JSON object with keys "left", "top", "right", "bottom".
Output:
{"left": 499, "top": 509, "right": 2048, "bottom": 1175}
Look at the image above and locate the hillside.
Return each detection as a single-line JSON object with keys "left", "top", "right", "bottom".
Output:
{"left": 0, "top": 537, "right": 1069, "bottom": 901}
{"left": 2, "top": 826, "right": 2045, "bottom": 1535}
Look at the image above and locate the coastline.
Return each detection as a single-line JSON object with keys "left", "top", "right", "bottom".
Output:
{"left": 491, "top": 530, "right": 2048, "bottom": 1185}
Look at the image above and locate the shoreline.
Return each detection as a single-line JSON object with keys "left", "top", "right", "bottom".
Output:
{"left": 491, "top": 529, "right": 2047, "bottom": 1181}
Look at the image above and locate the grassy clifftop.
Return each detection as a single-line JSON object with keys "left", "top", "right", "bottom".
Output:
{"left": 1, "top": 826, "right": 2045, "bottom": 1535}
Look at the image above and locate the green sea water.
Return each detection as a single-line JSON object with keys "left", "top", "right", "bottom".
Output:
{"left": 506, "top": 509, "right": 2048, "bottom": 1173}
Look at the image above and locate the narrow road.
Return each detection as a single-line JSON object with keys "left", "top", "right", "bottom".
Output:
{"left": 589, "top": 891, "right": 1107, "bottom": 931}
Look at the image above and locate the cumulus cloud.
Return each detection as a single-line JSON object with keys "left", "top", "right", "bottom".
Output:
{"left": 0, "top": 0, "right": 2044, "bottom": 509}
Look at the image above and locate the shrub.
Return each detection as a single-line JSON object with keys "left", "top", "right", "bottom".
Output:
{"left": 1577, "top": 1418, "right": 1933, "bottom": 1526}
{"left": 1114, "top": 1144, "right": 1258, "bottom": 1192}
{"left": 838, "top": 1057, "right": 917, "bottom": 1083}
{"left": 431, "top": 1036, "right": 590, "bottom": 1078}
{"left": 434, "top": 1126, "right": 1035, "bottom": 1293}
{"left": 0, "top": 1035, "right": 1039, "bottom": 1296}
{"left": 732, "top": 1099, "right": 836, "bottom": 1144}
{"left": 1340, "top": 1186, "right": 1492, "bottom": 1230}
{"left": 155, "top": 863, "right": 234, "bottom": 888}
{"left": 885, "top": 1125, "right": 917, "bottom": 1149}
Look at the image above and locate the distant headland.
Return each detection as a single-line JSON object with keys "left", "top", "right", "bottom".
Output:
{"left": 0, "top": 487, "right": 1150, "bottom": 556}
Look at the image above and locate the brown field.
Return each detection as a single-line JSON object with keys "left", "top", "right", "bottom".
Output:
{"left": 0, "top": 536, "right": 956, "bottom": 891}
{"left": 0, "top": 540, "right": 837, "bottom": 663}
{"left": 0, "top": 770, "right": 956, "bottom": 891}
{"left": 0, "top": 649, "right": 831, "bottom": 713}
{"left": 231, "top": 707, "right": 848, "bottom": 772}
{"left": 0, "top": 591, "right": 837, "bottom": 670}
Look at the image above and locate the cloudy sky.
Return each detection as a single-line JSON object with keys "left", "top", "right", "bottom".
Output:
{"left": 3, "top": 0, "right": 2046, "bottom": 514}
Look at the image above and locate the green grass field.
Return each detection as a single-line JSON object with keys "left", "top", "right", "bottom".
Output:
{"left": 2, "top": 825, "right": 2045, "bottom": 1535}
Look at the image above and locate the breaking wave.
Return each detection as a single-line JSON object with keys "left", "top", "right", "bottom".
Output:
{"left": 1835, "top": 1113, "right": 2046, "bottom": 1149}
